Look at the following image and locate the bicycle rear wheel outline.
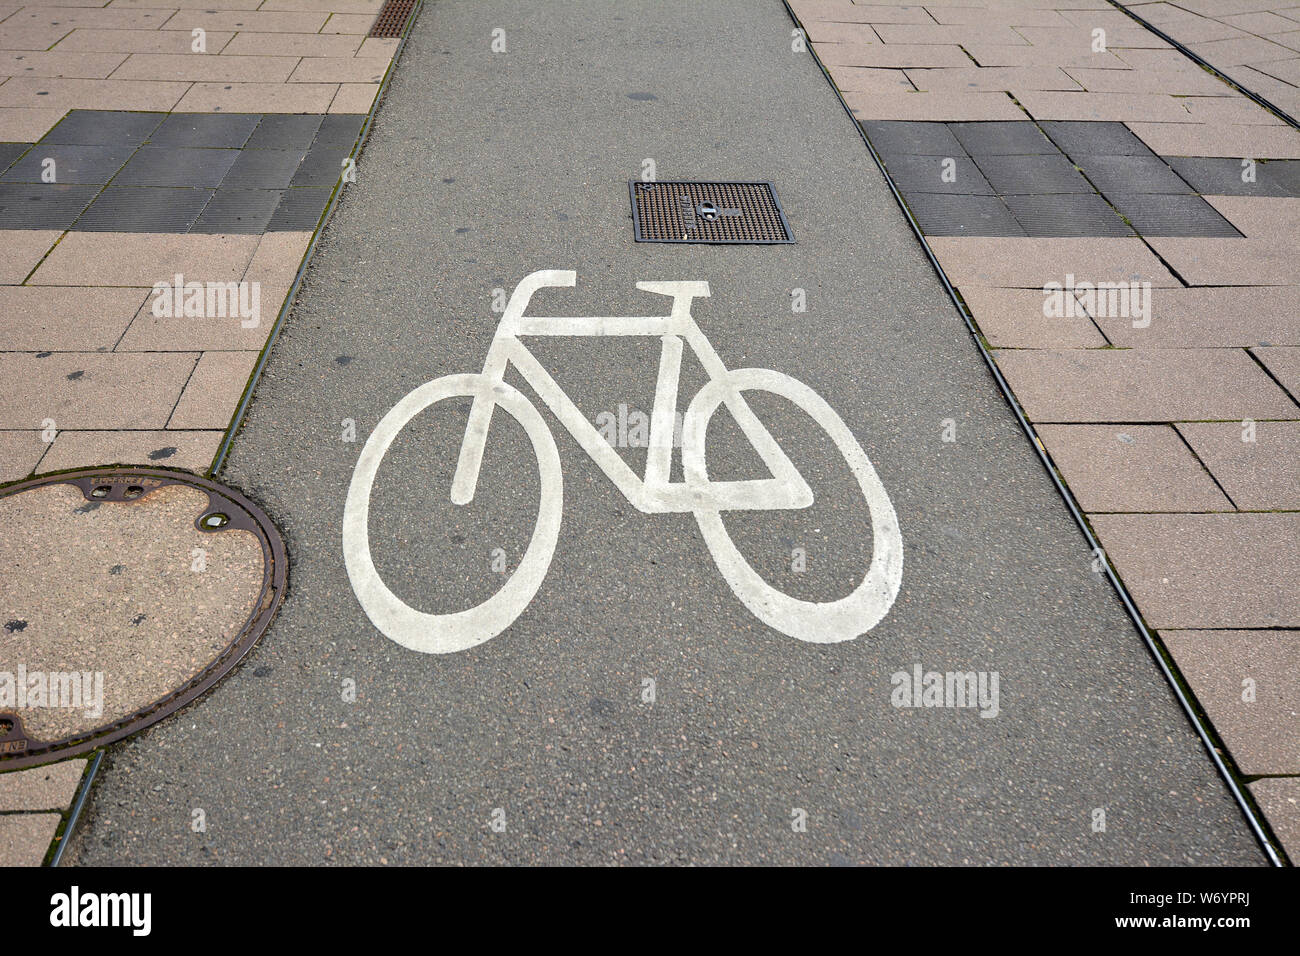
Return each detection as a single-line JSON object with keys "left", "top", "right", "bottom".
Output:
{"left": 682, "top": 368, "right": 903, "bottom": 643}
{"left": 343, "top": 373, "right": 563, "bottom": 654}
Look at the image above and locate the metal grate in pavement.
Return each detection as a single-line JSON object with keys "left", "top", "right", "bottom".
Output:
{"left": 369, "top": 0, "right": 416, "bottom": 38}
{"left": 630, "top": 180, "right": 794, "bottom": 243}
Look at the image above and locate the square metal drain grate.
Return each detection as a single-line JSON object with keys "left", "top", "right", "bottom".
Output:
{"left": 370, "top": 0, "right": 416, "bottom": 38}
{"left": 630, "top": 181, "right": 794, "bottom": 243}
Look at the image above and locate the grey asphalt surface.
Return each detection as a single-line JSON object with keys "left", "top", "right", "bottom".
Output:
{"left": 69, "top": 0, "right": 1262, "bottom": 865}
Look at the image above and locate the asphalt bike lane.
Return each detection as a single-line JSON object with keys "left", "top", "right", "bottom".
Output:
{"left": 69, "top": 0, "right": 1262, "bottom": 865}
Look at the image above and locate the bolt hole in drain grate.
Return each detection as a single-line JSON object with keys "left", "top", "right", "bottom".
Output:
{"left": 369, "top": 0, "right": 416, "bottom": 38}
{"left": 630, "top": 181, "right": 795, "bottom": 243}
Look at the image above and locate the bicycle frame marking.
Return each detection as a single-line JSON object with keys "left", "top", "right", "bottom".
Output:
{"left": 450, "top": 270, "right": 811, "bottom": 515}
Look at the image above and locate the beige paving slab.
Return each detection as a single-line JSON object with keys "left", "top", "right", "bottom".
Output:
{"left": 1253, "top": 346, "right": 1300, "bottom": 401}
{"left": 0, "top": 351, "right": 198, "bottom": 428}
{"left": 1146, "top": 238, "right": 1296, "bottom": 285}
{"left": 356, "top": 37, "right": 399, "bottom": 59}
{"left": 30, "top": 232, "right": 260, "bottom": 286}
{"left": 111, "top": 52, "right": 299, "bottom": 83}
{"left": 1062, "top": 65, "right": 1234, "bottom": 94}
{"left": 1129, "top": 120, "right": 1300, "bottom": 156}
{"left": 1038, "top": 423, "right": 1232, "bottom": 511}
{"left": 1188, "top": 33, "right": 1297, "bottom": 65}
{"left": 329, "top": 82, "right": 378, "bottom": 113}
{"left": 875, "top": 23, "right": 1029, "bottom": 44}
{"left": 843, "top": 88, "right": 1025, "bottom": 119}
{"left": 0, "top": 813, "right": 59, "bottom": 867}
{"left": 830, "top": 66, "right": 915, "bottom": 94}
{"left": 805, "top": 20, "right": 881, "bottom": 44}
{"left": 0, "top": 50, "right": 128, "bottom": 78}
{"left": 1178, "top": 94, "right": 1286, "bottom": 124}
{"left": 241, "top": 231, "right": 310, "bottom": 287}
{"left": 0, "top": 23, "right": 77, "bottom": 50}
{"left": 167, "top": 349, "right": 257, "bottom": 429}
{"left": 962, "top": 42, "right": 1130, "bottom": 67}
{"left": 0, "top": 106, "right": 65, "bottom": 140}
{"left": 906, "top": 65, "right": 1082, "bottom": 91}
{"left": 222, "top": 31, "right": 364, "bottom": 58}
{"left": 1092, "top": 286, "right": 1300, "bottom": 348}
{"left": 39, "top": 427, "right": 219, "bottom": 471}
{"left": 1253, "top": 56, "right": 1300, "bottom": 84}
{"left": 261, "top": 0, "right": 384, "bottom": 12}
{"left": 817, "top": 41, "right": 973, "bottom": 67}
{"left": 962, "top": 286, "right": 1107, "bottom": 347}
{"left": 1014, "top": 25, "right": 1170, "bottom": 49}
{"left": 0, "top": 230, "right": 60, "bottom": 284}
{"left": 110, "top": 0, "right": 262, "bottom": 8}
{"left": 52, "top": 28, "right": 236, "bottom": 55}
{"left": 117, "top": 284, "right": 284, "bottom": 351}
{"left": 1116, "top": 47, "right": 1223, "bottom": 71}
{"left": 798, "top": 1, "right": 934, "bottom": 24}
{"left": 0, "top": 286, "right": 147, "bottom": 351}
{"left": 0, "top": 76, "right": 189, "bottom": 111}
{"left": 928, "top": 7, "right": 1073, "bottom": 27}
{"left": 1091, "top": 513, "right": 1300, "bottom": 628}
{"left": 289, "top": 56, "right": 388, "bottom": 84}
{"left": 0, "top": 429, "right": 48, "bottom": 482}
{"left": 1160, "top": 629, "right": 1300, "bottom": 776}
{"left": 174, "top": 80, "right": 337, "bottom": 113}
{"left": 1205, "top": 194, "right": 1300, "bottom": 237}
{"left": 1177, "top": 421, "right": 1300, "bottom": 509}
{"left": 1250, "top": 778, "right": 1300, "bottom": 860}
{"left": 0, "top": 759, "right": 86, "bottom": 811}
{"left": 1013, "top": 89, "right": 1203, "bottom": 121}
{"left": 322, "top": 13, "right": 377, "bottom": 35}
{"left": 993, "top": 348, "right": 1300, "bottom": 421}
{"left": 161, "top": 10, "right": 329, "bottom": 33}
{"left": 7, "top": 7, "right": 171, "bottom": 31}
{"left": 929, "top": 236, "right": 1179, "bottom": 288}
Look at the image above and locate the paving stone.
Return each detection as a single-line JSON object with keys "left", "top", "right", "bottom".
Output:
{"left": 29, "top": 232, "right": 259, "bottom": 286}
{"left": 289, "top": 146, "right": 347, "bottom": 187}
{"left": 221, "top": 32, "right": 365, "bottom": 59}
{"left": 322, "top": 12, "right": 380, "bottom": 35}
{"left": 0, "top": 108, "right": 74, "bottom": 143}
{"left": 901, "top": 192, "right": 1025, "bottom": 235}
{"left": 1107, "top": 192, "right": 1243, "bottom": 235}
{"left": 1093, "top": 286, "right": 1300, "bottom": 347}
{"left": 961, "top": 286, "right": 1109, "bottom": 347}
{"left": 1004, "top": 191, "right": 1134, "bottom": 235}
{"left": 860, "top": 119, "right": 964, "bottom": 157}
{"left": 74, "top": 186, "right": 214, "bottom": 232}
{"left": 117, "top": 285, "right": 284, "bottom": 351}
{"left": 845, "top": 90, "right": 1025, "bottom": 120}
{"left": 1017, "top": 90, "right": 1200, "bottom": 122}
{"left": 38, "top": 428, "right": 221, "bottom": 473}
{"left": 241, "top": 231, "right": 310, "bottom": 287}
{"left": 881, "top": 153, "right": 993, "bottom": 194}
{"left": 929, "top": 235, "right": 1180, "bottom": 286}
{"left": 1160, "top": 629, "right": 1300, "bottom": 775}
{"left": 1, "top": 143, "right": 133, "bottom": 185}
{"left": 1091, "top": 513, "right": 1300, "bottom": 627}
{"left": 0, "top": 50, "right": 129, "bottom": 80}
{"left": 0, "top": 429, "right": 48, "bottom": 482}
{"left": 1177, "top": 421, "right": 1300, "bottom": 509}
{"left": 1147, "top": 236, "right": 1296, "bottom": 283}
{"left": 191, "top": 187, "right": 284, "bottom": 234}
{"left": 0, "top": 77, "right": 189, "bottom": 113}
{"left": 831, "top": 67, "right": 916, "bottom": 96}
{"left": 1040, "top": 119, "right": 1155, "bottom": 155}
{"left": 1165, "top": 155, "right": 1300, "bottom": 195}
{"left": 0, "top": 351, "right": 198, "bottom": 429}
{"left": 148, "top": 112, "right": 261, "bottom": 149}
{"left": 0, "top": 759, "right": 86, "bottom": 811}
{"left": 50, "top": 27, "right": 238, "bottom": 56}
{"left": 0, "top": 814, "right": 59, "bottom": 867}
{"left": 290, "top": 56, "right": 389, "bottom": 85}
{"left": 1062, "top": 65, "right": 1237, "bottom": 94}
{"left": 113, "top": 145, "right": 240, "bottom": 189}
{"left": 874, "top": 23, "right": 1029, "bottom": 45}
{"left": 221, "top": 148, "right": 305, "bottom": 190}
{"left": 245, "top": 113, "right": 324, "bottom": 151}
{"left": 1037, "top": 423, "right": 1232, "bottom": 511}
{"left": 904, "top": 65, "right": 1082, "bottom": 92}
{"left": 1253, "top": 346, "right": 1300, "bottom": 401}
{"left": 329, "top": 83, "right": 380, "bottom": 114}
{"left": 1250, "top": 778, "right": 1300, "bottom": 860}
{"left": 268, "top": 187, "right": 332, "bottom": 231}
{"left": 993, "top": 347, "right": 1300, "bottom": 421}
{"left": 0, "top": 141, "right": 29, "bottom": 173}
{"left": 0, "top": 182, "right": 99, "bottom": 229}
{"left": 1188, "top": 34, "right": 1297, "bottom": 66}
{"left": 949, "top": 120, "right": 1058, "bottom": 155}
{"left": 113, "top": 52, "right": 298, "bottom": 84}
{"left": 817, "top": 42, "right": 974, "bottom": 68}
{"left": 168, "top": 351, "right": 259, "bottom": 429}
{"left": 973, "top": 152, "right": 1095, "bottom": 193}
{"left": 159, "top": 10, "right": 329, "bottom": 33}
{"left": 963, "top": 43, "right": 1131, "bottom": 68}
{"left": 1205, "top": 193, "right": 1300, "bottom": 235}
{"left": 0, "top": 286, "right": 146, "bottom": 350}
{"left": 313, "top": 113, "right": 365, "bottom": 148}
{"left": 1178, "top": 95, "right": 1287, "bottom": 124}
{"left": 1074, "top": 152, "right": 1192, "bottom": 193}
{"left": 174, "top": 82, "right": 338, "bottom": 115}
{"left": 0, "top": 229, "right": 60, "bottom": 283}
{"left": 39, "top": 109, "right": 164, "bottom": 148}
{"left": 1128, "top": 120, "right": 1300, "bottom": 157}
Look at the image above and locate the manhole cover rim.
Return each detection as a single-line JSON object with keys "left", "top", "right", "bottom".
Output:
{"left": 0, "top": 467, "right": 287, "bottom": 771}
{"left": 628, "top": 180, "right": 797, "bottom": 244}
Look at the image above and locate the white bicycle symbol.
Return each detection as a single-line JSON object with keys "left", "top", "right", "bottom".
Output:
{"left": 343, "top": 270, "right": 903, "bottom": 654}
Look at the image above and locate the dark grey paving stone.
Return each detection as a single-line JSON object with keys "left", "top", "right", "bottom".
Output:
{"left": 860, "top": 120, "right": 964, "bottom": 157}
{"left": 0, "top": 142, "right": 31, "bottom": 173}
{"left": 1165, "top": 156, "right": 1300, "bottom": 197}
{"left": 1107, "top": 193, "right": 1243, "bottom": 237}
{"left": 903, "top": 192, "right": 1026, "bottom": 236}
{"left": 0, "top": 183, "right": 100, "bottom": 229}
{"left": 1076, "top": 153, "right": 1192, "bottom": 195}
{"left": 313, "top": 114, "right": 365, "bottom": 149}
{"left": 268, "top": 187, "right": 331, "bottom": 231}
{"left": 1040, "top": 120, "right": 1152, "bottom": 157}
{"left": 974, "top": 152, "right": 1094, "bottom": 194}
{"left": 113, "top": 146, "right": 240, "bottom": 187}
{"left": 2, "top": 144, "right": 134, "bottom": 185}
{"left": 221, "top": 148, "right": 304, "bottom": 189}
{"left": 41, "top": 110, "right": 165, "bottom": 148}
{"left": 149, "top": 113, "right": 261, "bottom": 149}
{"left": 192, "top": 187, "right": 284, "bottom": 233}
{"left": 949, "top": 121, "right": 1057, "bottom": 156}
{"left": 1005, "top": 192, "right": 1134, "bottom": 237}
{"left": 289, "top": 145, "right": 348, "bottom": 187}
{"left": 74, "top": 186, "right": 213, "bottom": 232}
{"left": 883, "top": 154, "right": 993, "bottom": 195}
{"left": 246, "top": 114, "right": 324, "bottom": 151}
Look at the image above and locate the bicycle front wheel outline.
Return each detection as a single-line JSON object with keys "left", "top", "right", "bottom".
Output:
{"left": 682, "top": 368, "right": 903, "bottom": 644}
{"left": 342, "top": 373, "right": 563, "bottom": 654}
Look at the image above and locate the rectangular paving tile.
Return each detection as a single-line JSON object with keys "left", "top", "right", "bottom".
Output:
{"left": 1037, "top": 423, "right": 1232, "bottom": 511}
{"left": 905, "top": 66, "right": 1082, "bottom": 92}
{"left": 881, "top": 153, "right": 993, "bottom": 194}
{"left": 817, "top": 42, "right": 973, "bottom": 68}
{"left": 74, "top": 186, "right": 214, "bottom": 232}
{"left": 39, "top": 109, "right": 164, "bottom": 148}
{"left": 960, "top": 286, "right": 1108, "bottom": 348}
{"left": 1107, "top": 192, "right": 1243, "bottom": 236}
{"left": 973, "top": 152, "right": 1095, "bottom": 193}
{"left": 949, "top": 120, "right": 1058, "bottom": 156}
{"left": 860, "top": 119, "right": 965, "bottom": 157}
{"left": 1166, "top": 156, "right": 1300, "bottom": 195}
{"left": 168, "top": 351, "right": 259, "bottom": 429}
{"left": 1, "top": 143, "right": 133, "bottom": 185}
{"left": 0, "top": 429, "right": 48, "bottom": 483}
{"left": 50, "top": 27, "right": 238, "bottom": 56}
{"left": 844, "top": 90, "right": 1025, "bottom": 121}
{"left": 117, "top": 285, "right": 284, "bottom": 351}
{"left": 0, "top": 229, "right": 60, "bottom": 283}
{"left": 267, "top": 187, "right": 332, "bottom": 231}
{"left": 929, "top": 235, "right": 1180, "bottom": 286}
{"left": 1092, "top": 286, "right": 1300, "bottom": 347}
{"left": 160, "top": 11, "right": 329, "bottom": 33}
{"left": 148, "top": 112, "right": 262, "bottom": 149}
{"left": 1250, "top": 778, "right": 1300, "bottom": 860}
{"left": 1075, "top": 152, "right": 1193, "bottom": 193}
{"left": 313, "top": 113, "right": 365, "bottom": 148}
{"left": 1091, "top": 513, "right": 1300, "bottom": 627}
{"left": 111, "top": 52, "right": 298, "bottom": 84}
{"left": 113, "top": 146, "right": 240, "bottom": 188}
{"left": 0, "top": 51, "right": 129, "bottom": 80}
{"left": 1253, "top": 346, "right": 1300, "bottom": 400}
{"left": 29, "top": 232, "right": 260, "bottom": 285}
{"left": 0, "top": 141, "right": 30, "bottom": 173}
{"left": 0, "top": 183, "right": 100, "bottom": 229}
{"left": 220, "top": 148, "right": 305, "bottom": 189}
{"left": 1147, "top": 236, "right": 1295, "bottom": 283}
{"left": 190, "top": 187, "right": 284, "bottom": 234}
{"left": 221, "top": 32, "right": 365, "bottom": 58}
{"left": 0, "top": 77, "right": 189, "bottom": 113}
{"left": 993, "top": 348, "right": 1300, "bottom": 421}
{"left": 241, "top": 231, "right": 310, "bottom": 287}
{"left": 289, "top": 56, "right": 389, "bottom": 85}
{"left": 1205, "top": 193, "right": 1300, "bottom": 236}
{"left": 0, "top": 814, "right": 60, "bottom": 868}
{"left": 0, "top": 108, "right": 83, "bottom": 144}
{"left": 244, "top": 113, "right": 323, "bottom": 151}
{"left": 1128, "top": 121, "right": 1300, "bottom": 157}
{"left": 0, "top": 759, "right": 86, "bottom": 812}
{"left": 1177, "top": 421, "right": 1300, "bottom": 510}
{"left": 0, "top": 286, "right": 146, "bottom": 350}
{"left": 329, "top": 83, "right": 380, "bottom": 114}
{"left": 38, "top": 428, "right": 222, "bottom": 473}
{"left": 289, "top": 147, "right": 346, "bottom": 187}
{"left": 902, "top": 192, "right": 1025, "bottom": 235}
{"left": 0, "top": 351, "right": 198, "bottom": 429}
{"left": 174, "top": 82, "right": 337, "bottom": 115}
{"left": 1159, "top": 629, "right": 1300, "bottom": 775}
{"left": 1004, "top": 192, "right": 1133, "bottom": 235}
{"left": 1016, "top": 90, "right": 1199, "bottom": 122}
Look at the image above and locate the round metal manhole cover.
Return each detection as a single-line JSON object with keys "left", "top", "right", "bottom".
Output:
{"left": 0, "top": 468, "right": 286, "bottom": 770}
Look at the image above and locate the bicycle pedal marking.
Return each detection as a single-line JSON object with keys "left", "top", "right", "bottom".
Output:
{"left": 343, "top": 270, "right": 904, "bottom": 654}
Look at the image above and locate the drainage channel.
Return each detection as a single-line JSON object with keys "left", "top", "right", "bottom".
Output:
{"left": 780, "top": 0, "right": 1287, "bottom": 868}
